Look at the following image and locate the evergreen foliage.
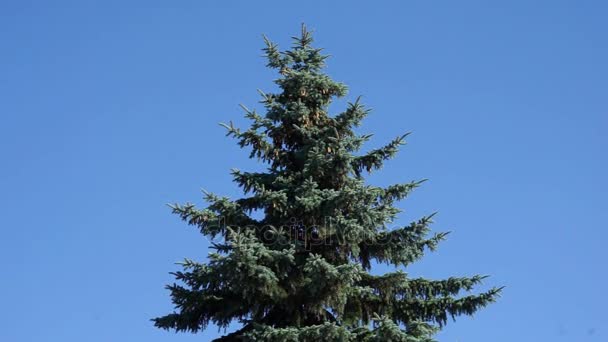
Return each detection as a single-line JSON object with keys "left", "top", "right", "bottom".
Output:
{"left": 154, "top": 25, "right": 502, "bottom": 341}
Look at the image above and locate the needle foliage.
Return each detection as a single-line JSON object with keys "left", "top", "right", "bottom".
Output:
{"left": 153, "top": 25, "right": 502, "bottom": 341}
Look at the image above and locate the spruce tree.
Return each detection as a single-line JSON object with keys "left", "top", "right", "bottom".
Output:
{"left": 153, "top": 25, "right": 502, "bottom": 341}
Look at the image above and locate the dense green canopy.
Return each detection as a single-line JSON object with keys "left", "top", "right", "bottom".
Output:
{"left": 154, "top": 25, "right": 501, "bottom": 341}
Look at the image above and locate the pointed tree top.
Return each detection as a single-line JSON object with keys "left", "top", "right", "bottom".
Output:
{"left": 293, "top": 23, "right": 314, "bottom": 49}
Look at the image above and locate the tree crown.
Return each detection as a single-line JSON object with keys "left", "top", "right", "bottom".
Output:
{"left": 154, "top": 25, "right": 501, "bottom": 342}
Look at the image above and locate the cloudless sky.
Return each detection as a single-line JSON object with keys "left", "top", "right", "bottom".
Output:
{"left": 1, "top": 1, "right": 607, "bottom": 341}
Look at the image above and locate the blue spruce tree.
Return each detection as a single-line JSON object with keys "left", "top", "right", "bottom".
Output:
{"left": 154, "top": 25, "right": 502, "bottom": 341}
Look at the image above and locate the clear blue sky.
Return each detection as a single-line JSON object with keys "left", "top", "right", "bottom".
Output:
{"left": 1, "top": 1, "right": 606, "bottom": 341}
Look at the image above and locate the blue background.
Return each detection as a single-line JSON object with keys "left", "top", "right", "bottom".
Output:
{"left": 1, "top": 1, "right": 606, "bottom": 341}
